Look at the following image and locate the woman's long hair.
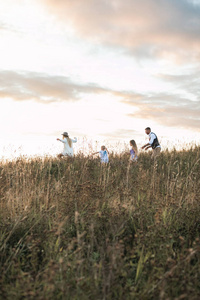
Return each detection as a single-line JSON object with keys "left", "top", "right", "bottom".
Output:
{"left": 66, "top": 136, "right": 72, "bottom": 147}
{"left": 130, "top": 140, "right": 138, "bottom": 153}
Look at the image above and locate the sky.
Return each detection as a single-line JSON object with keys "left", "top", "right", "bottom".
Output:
{"left": 0, "top": 0, "right": 200, "bottom": 157}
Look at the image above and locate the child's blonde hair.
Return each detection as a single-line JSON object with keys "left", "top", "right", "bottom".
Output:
{"left": 130, "top": 140, "right": 138, "bottom": 151}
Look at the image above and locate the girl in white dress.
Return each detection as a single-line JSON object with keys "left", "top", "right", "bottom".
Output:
{"left": 57, "top": 132, "right": 77, "bottom": 158}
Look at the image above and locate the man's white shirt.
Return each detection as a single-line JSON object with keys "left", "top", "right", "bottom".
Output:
{"left": 149, "top": 132, "right": 161, "bottom": 148}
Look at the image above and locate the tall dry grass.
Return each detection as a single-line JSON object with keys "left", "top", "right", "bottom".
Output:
{"left": 0, "top": 147, "right": 200, "bottom": 299}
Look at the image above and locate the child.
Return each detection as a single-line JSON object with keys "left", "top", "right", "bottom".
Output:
{"left": 57, "top": 132, "right": 77, "bottom": 158}
{"left": 93, "top": 146, "right": 109, "bottom": 163}
{"left": 129, "top": 140, "right": 138, "bottom": 162}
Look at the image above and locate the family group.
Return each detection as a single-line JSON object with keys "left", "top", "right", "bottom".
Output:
{"left": 57, "top": 127, "right": 161, "bottom": 163}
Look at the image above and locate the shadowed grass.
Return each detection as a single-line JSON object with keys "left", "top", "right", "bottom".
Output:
{"left": 0, "top": 147, "right": 200, "bottom": 299}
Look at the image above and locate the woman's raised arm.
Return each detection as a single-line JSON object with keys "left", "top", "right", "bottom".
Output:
{"left": 71, "top": 137, "right": 77, "bottom": 143}
{"left": 57, "top": 138, "right": 66, "bottom": 144}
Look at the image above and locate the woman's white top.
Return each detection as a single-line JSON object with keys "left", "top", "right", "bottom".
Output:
{"left": 58, "top": 137, "right": 77, "bottom": 156}
{"left": 99, "top": 150, "right": 109, "bottom": 163}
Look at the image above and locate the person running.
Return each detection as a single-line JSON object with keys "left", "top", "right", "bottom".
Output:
{"left": 92, "top": 146, "right": 109, "bottom": 163}
{"left": 129, "top": 140, "right": 138, "bottom": 162}
{"left": 57, "top": 132, "right": 77, "bottom": 158}
{"left": 141, "top": 127, "right": 161, "bottom": 159}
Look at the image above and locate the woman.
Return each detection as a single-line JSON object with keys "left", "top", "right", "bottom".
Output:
{"left": 57, "top": 132, "right": 77, "bottom": 158}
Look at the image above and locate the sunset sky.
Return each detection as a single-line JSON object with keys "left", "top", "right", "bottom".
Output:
{"left": 0, "top": 0, "right": 200, "bottom": 157}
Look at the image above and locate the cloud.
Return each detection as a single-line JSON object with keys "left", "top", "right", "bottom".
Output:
{"left": 0, "top": 70, "right": 199, "bottom": 132}
{"left": 0, "top": 21, "right": 19, "bottom": 34}
{"left": 126, "top": 93, "right": 200, "bottom": 131}
{"left": 120, "top": 71, "right": 200, "bottom": 131}
{"left": 99, "top": 129, "right": 139, "bottom": 140}
{"left": 40, "top": 0, "right": 200, "bottom": 62}
{"left": 0, "top": 22, "right": 8, "bottom": 31}
{"left": 0, "top": 22, "right": 13, "bottom": 33}
{"left": 158, "top": 71, "right": 200, "bottom": 99}
{"left": 0, "top": 70, "right": 109, "bottom": 103}
{"left": 109, "top": 67, "right": 200, "bottom": 131}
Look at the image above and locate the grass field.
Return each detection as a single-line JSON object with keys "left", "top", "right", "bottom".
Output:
{"left": 0, "top": 147, "right": 200, "bottom": 299}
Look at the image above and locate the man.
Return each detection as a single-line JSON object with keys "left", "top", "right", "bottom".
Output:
{"left": 141, "top": 127, "right": 161, "bottom": 159}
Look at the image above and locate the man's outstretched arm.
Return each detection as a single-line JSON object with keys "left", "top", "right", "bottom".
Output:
{"left": 141, "top": 143, "right": 150, "bottom": 149}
